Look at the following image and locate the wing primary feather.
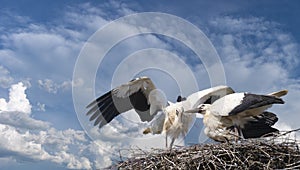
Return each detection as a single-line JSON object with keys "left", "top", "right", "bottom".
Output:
{"left": 89, "top": 101, "right": 114, "bottom": 122}
{"left": 86, "top": 106, "right": 97, "bottom": 116}
{"left": 229, "top": 93, "right": 284, "bottom": 115}
{"left": 88, "top": 93, "right": 114, "bottom": 122}
{"left": 86, "top": 97, "right": 113, "bottom": 115}
{"left": 85, "top": 77, "right": 156, "bottom": 128}
{"left": 242, "top": 125, "right": 278, "bottom": 138}
{"left": 101, "top": 105, "right": 119, "bottom": 126}
{"left": 226, "top": 111, "right": 279, "bottom": 138}
{"left": 86, "top": 91, "right": 111, "bottom": 108}
{"left": 86, "top": 93, "right": 113, "bottom": 116}
{"left": 86, "top": 102, "right": 105, "bottom": 116}
{"left": 241, "top": 111, "right": 279, "bottom": 138}
{"left": 259, "top": 111, "right": 278, "bottom": 126}
{"left": 93, "top": 104, "right": 116, "bottom": 127}
{"left": 94, "top": 111, "right": 105, "bottom": 126}
{"left": 89, "top": 109, "right": 101, "bottom": 121}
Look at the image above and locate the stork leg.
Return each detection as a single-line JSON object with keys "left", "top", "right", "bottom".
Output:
{"left": 165, "top": 135, "right": 168, "bottom": 148}
{"left": 234, "top": 126, "right": 244, "bottom": 142}
{"left": 237, "top": 127, "right": 244, "bottom": 139}
{"left": 234, "top": 126, "right": 240, "bottom": 142}
{"left": 169, "top": 138, "right": 175, "bottom": 150}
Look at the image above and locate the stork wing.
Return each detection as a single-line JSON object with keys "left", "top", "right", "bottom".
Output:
{"left": 85, "top": 77, "right": 156, "bottom": 128}
{"left": 241, "top": 111, "right": 279, "bottom": 138}
{"left": 228, "top": 93, "right": 284, "bottom": 116}
{"left": 186, "top": 85, "right": 235, "bottom": 109}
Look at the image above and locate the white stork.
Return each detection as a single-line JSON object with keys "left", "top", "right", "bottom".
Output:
{"left": 85, "top": 76, "right": 234, "bottom": 148}
{"left": 188, "top": 89, "right": 288, "bottom": 142}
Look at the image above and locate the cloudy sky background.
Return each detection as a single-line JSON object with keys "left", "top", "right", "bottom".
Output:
{"left": 1, "top": 1, "right": 300, "bottom": 169}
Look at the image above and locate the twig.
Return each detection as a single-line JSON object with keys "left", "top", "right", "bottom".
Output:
{"left": 109, "top": 129, "right": 300, "bottom": 169}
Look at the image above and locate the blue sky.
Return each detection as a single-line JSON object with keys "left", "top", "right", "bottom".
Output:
{"left": 0, "top": 1, "right": 300, "bottom": 169}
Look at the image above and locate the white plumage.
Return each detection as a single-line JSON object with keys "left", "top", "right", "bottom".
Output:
{"left": 86, "top": 76, "right": 234, "bottom": 148}
{"left": 195, "top": 90, "right": 288, "bottom": 142}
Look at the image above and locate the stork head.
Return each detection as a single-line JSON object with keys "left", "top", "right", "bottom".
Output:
{"left": 184, "top": 104, "right": 210, "bottom": 115}
{"left": 197, "top": 104, "right": 210, "bottom": 115}
{"left": 175, "top": 107, "right": 184, "bottom": 116}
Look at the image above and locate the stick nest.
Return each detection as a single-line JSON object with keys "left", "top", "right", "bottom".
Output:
{"left": 109, "top": 130, "right": 300, "bottom": 169}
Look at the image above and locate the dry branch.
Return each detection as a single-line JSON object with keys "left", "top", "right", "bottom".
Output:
{"left": 108, "top": 129, "right": 300, "bottom": 169}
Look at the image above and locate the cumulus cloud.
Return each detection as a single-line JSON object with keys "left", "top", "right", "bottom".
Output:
{"left": 0, "top": 83, "right": 112, "bottom": 169}
{"left": 0, "top": 111, "right": 50, "bottom": 130}
{"left": 73, "top": 11, "right": 300, "bottom": 168}
{"left": 0, "top": 123, "right": 94, "bottom": 169}
{"left": 0, "top": 82, "right": 167, "bottom": 169}
{"left": 0, "top": 2, "right": 300, "bottom": 169}
{"left": 0, "top": 82, "right": 31, "bottom": 114}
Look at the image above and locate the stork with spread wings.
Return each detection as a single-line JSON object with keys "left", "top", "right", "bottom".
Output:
{"left": 85, "top": 77, "right": 234, "bottom": 148}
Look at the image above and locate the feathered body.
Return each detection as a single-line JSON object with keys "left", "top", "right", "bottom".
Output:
{"left": 86, "top": 77, "right": 235, "bottom": 148}
{"left": 199, "top": 90, "right": 288, "bottom": 142}
{"left": 162, "top": 102, "right": 195, "bottom": 148}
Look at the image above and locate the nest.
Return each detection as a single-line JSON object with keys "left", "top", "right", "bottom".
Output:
{"left": 108, "top": 130, "right": 300, "bottom": 169}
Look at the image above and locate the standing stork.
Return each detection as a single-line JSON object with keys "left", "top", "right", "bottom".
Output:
{"left": 146, "top": 85, "right": 235, "bottom": 148}
{"left": 85, "top": 76, "right": 234, "bottom": 148}
{"left": 188, "top": 89, "right": 288, "bottom": 142}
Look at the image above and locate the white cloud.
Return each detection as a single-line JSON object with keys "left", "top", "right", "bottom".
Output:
{"left": 0, "top": 4, "right": 207, "bottom": 169}
{"left": 0, "top": 82, "right": 168, "bottom": 169}
{"left": 0, "top": 111, "right": 50, "bottom": 130}
{"left": 0, "top": 14, "right": 85, "bottom": 84}
{"left": 274, "top": 122, "right": 300, "bottom": 142}
{"left": 0, "top": 82, "right": 31, "bottom": 114}
{"left": 38, "top": 78, "right": 84, "bottom": 94}
{"left": 37, "top": 79, "right": 59, "bottom": 94}
{"left": 0, "top": 3, "right": 299, "bottom": 169}
{"left": 0, "top": 123, "right": 94, "bottom": 169}
{"left": 0, "top": 65, "right": 14, "bottom": 88}
{"left": 0, "top": 83, "right": 95, "bottom": 169}
{"left": 36, "top": 102, "right": 46, "bottom": 112}
{"left": 72, "top": 12, "right": 300, "bottom": 169}
{"left": 207, "top": 16, "right": 300, "bottom": 132}
{"left": 0, "top": 124, "right": 51, "bottom": 160}
{"left": 209, "top": 16, "right": 299, "bottom": 69}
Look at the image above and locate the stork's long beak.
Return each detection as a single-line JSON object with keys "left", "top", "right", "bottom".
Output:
{"left": 184, "top": 108, "right": 201, "bottom": 113}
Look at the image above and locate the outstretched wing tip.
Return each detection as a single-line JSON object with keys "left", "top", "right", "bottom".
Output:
{"left": 84, "top": 77, "right": 156, "bottom": 128}
{"left": 86, "top": 101, "right": 95, "bottom": 109}
{"left": 228, "top": 93, "right": 285, "bottom": 116}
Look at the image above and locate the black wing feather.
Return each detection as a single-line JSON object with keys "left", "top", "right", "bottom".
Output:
{"left": 203, "top": 95, "right": 222, "bottom": 104}
{"left": 129, "top": 90, "right": 153, "bottom": 121}
{"left": 241, "top": 111, "right": 279, "bottom": 138}
{"left": 226, "top": 111, "right": 279, "bottom": 138}
{"left": 86, "top": 89, "right": 151, "bottom": 128}
{"left": 229, "top": 93, "right": 284, "bottom": 115}
{"left": 176, "top": 96, "right": 186, "bottom": 102}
